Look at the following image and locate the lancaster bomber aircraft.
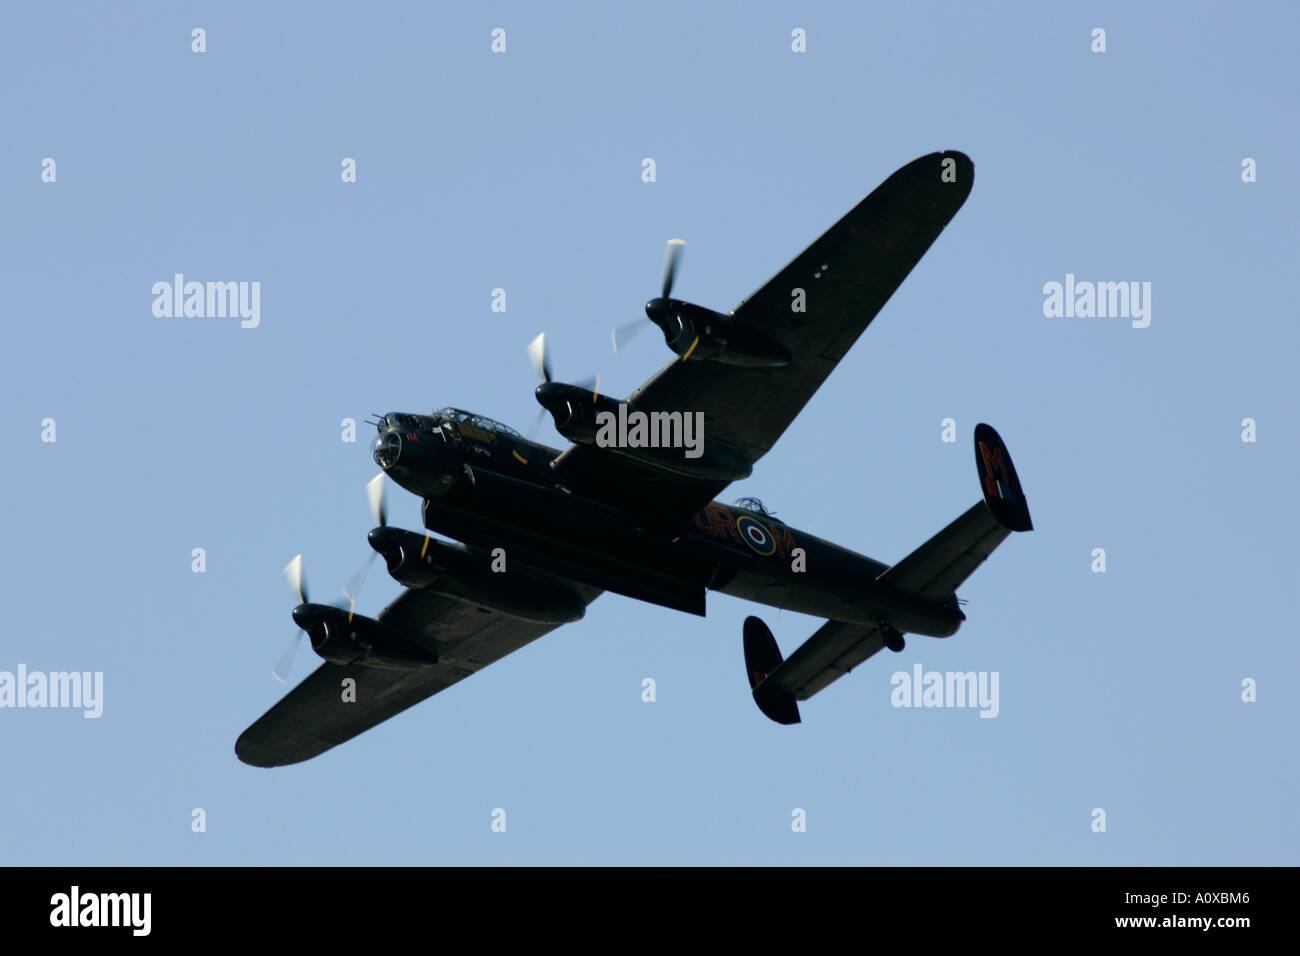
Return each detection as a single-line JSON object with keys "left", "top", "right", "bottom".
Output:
{"left": 236, "top": 150, "right": 1032, "bottom": 767}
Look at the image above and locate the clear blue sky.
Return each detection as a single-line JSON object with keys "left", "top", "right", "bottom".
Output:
{"left": 2, "top": 1, "right": 1296, "bottom": 864}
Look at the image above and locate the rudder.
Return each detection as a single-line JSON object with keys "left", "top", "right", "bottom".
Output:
{"left": 743, "top": 616, "right": 801, "bottom": 725}
{"left": 974, "top": 423, "right": 1032, "bottom": 532}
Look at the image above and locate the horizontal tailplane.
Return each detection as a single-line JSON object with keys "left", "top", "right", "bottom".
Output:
{"left": 882, "top": 423, "right": 1032, "bottom": 601}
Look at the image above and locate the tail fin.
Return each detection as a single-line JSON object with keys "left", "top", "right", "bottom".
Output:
{"left": 743, "top": 616, "right": 801, "bottom": 725}
{"left": 974, "top": 423, "right": 1032, "bottom": 532}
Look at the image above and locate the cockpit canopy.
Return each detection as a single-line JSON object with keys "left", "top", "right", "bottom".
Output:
{"left": 435, "top": 407, "right": 522, "bottom": 439}
{"left": 733, "top": 496, "right": 776, "bottom": 517}
{"left": 380, "top": 412, "right": 425, "bottom": 430}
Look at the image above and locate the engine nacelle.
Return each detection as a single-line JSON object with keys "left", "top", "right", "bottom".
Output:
{"left": 368, "top": 527, "right": 587, "bottom": 625}
{"left": 292, "top": 604, "right": 438, "bottom": 670}
{"left": 645, "top": 298, "right": 791, "bottom": 368}
{"left": 534, "top": 382, "right": 752, "bottom": 481}
{"left": 534, "top": 382, "right": 624, "bottom": 446}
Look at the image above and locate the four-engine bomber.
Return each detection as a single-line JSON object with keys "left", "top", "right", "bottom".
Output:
{"left": 236, "top": 151, "right": 1034, "bottom": 768}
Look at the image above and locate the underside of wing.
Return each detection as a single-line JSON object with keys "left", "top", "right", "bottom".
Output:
{"left": 553, "top": 151, "right": 974, "bottom": 516}
{"left": 236, "top": 582, "right": 600, "bottom": 767}
{"left": 633, "top": 150, "right": 974, "bottom": 464}
{"left": 235, "top": 660, "right": 465, "bottom": 768}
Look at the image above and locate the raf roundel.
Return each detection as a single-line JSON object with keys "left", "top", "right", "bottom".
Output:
{"left": 736, "top": 515, "right": 777, "bottom": 556}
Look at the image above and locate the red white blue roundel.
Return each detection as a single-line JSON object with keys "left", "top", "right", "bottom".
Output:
{"left": 736, "top": 516, "right": 777, "bottom": 556}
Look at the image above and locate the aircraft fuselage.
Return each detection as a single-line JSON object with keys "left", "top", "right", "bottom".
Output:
{"left": 373, "top": 411, "right": 963, "bottom": 638}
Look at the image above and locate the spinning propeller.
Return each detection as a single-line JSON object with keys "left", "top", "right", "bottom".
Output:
{"left": 271, "top": 472, "right": 389, "bottom": 683}
{"left": 524, "top": 332, "right": 600, "bottom": 439}
{"left": 612, "top": 238, "right": 684, "bottom": 353}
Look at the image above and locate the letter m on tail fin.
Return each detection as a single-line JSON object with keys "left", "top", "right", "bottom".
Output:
{"left": 974, "top": 423, "right": 1032, "bottom": 533}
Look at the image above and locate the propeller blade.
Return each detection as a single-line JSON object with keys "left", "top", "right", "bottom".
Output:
{"left": 573, "top": 374, "right": 601, "bottom": 400}
{"left": 283, "top": 554, "right": 307, "bottom": 605}
{"left": 341, "top": 552, "right": 379, "bottom": 616}
{"left": 272, "top": 630, "right": 304, "bottom": 684}
{"left": 366, "top": 472, "right": 387, "bottom": 528}
{"left": 526, "top": 333, "right": 552, "bottom": 383}
{"left": 661, "top": 238, "right": 685, "bottom": 298}
{"left": 612, "top": 318, "right": 651, "bottom": 354}
{"left": 525, "top": 407, "right": 548, "bottom": 441}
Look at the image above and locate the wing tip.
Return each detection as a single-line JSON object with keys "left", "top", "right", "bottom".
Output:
{"left": 873, "top": 151, "right": 975, "bottom": 224}
{"left": 235, "top": 725, "right": 317, "bottom": 768}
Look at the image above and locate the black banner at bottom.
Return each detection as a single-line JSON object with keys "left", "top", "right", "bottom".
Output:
{"left": 3, "top": 866, "right": 1277, "bottom": 941}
